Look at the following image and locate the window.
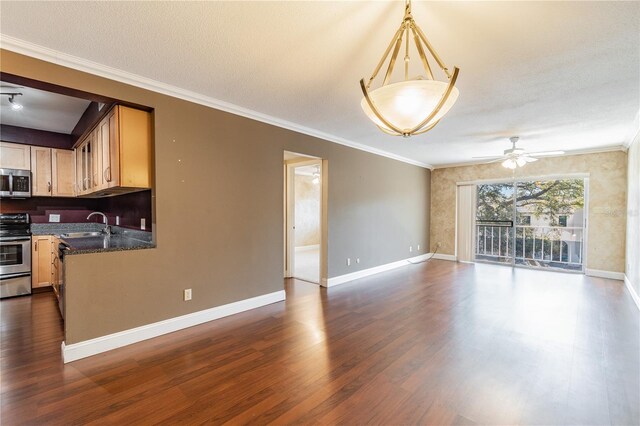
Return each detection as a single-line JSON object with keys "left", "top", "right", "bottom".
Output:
{"left": 519, "top": 215, "right": 531, "bottom": 225}
{"left": 558, "top": 215, "right": 568, "bottom": 227}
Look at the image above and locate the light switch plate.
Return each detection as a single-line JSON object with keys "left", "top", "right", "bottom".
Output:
{"left": 49, "top": 214, "right": 60, "bottom": 223}
{"left": 141, "top": 218, "right": 146, "bottom": 230}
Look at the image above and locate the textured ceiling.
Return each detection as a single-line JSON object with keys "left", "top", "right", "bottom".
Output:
{"left": 0, "top": 82, "right": 90, "bottom": 133}
{"left": 1, "top": 1, "right": 638, "bottom": 166}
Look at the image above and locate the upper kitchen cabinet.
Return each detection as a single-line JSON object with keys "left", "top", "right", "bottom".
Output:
{"left": 31, "top": 146, "right": 75, "bottom": 197}
{"left": 76, "top": 105, "right": 152, "bottom": 197}
{"left": 0, "top": 142, "right": 31, "bottom": 170}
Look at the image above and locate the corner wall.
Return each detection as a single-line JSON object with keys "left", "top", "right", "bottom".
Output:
{"left": 0, "top": 49, "right": 431, "bottom": 344}
{"left": 430, "top": 151, "right": 627, "bottom": 273}
{"left": 626, "top": 133, "right": 640, "bottom": 300}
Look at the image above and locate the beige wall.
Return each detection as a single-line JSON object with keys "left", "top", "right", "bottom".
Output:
{"left": 626, "top": 133, "right": 640, "bottom": 296}
{"left": 431, "top": 151, "right": 627, "bottom": 273}
{"left": 294, "top": 174, "right": 320, "bottom": 247}
{"left": 0, "top": 50, "right": 431, "bottom": 344}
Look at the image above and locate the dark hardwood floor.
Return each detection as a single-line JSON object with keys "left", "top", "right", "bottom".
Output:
{"left": 1, "top": 260, "right": 638, "bottom": 425}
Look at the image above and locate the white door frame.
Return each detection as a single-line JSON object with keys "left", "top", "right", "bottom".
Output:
{"left": 284, "top": 157, "right": 327, "bottom": 285}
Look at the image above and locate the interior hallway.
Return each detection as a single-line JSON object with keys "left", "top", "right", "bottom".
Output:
{"left": 1, "top": 261, "right": 638, "bottom": 424}
{"left": 293, "top": 246, "right": 320, "bottom": 283}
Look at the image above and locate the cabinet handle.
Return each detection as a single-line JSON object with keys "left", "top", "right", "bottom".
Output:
{"left": 47, "top": 182, "right": 51, "bottom": 192}
{"left": 106, "top": 166, "right": 112, "bottom": 183}
{"left": 34, "top": 240, "right": 37, "bottom": 252}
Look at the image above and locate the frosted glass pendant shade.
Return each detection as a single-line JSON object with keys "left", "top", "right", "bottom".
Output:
{"left": 361, "top": 80, "right": 459, "bottom": 134}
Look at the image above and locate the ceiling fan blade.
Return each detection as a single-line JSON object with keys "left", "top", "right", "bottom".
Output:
{"left": 485, "top": 158, "right": 505, "bottom": 164}
{"left": 528, "top": 150, "right": 564, "bottom": 156}
{"left": 471, "top": 156, "right": 502, "bottom": 160}
{"left": 521, "top": 156, "right": 538, "bottom": 163}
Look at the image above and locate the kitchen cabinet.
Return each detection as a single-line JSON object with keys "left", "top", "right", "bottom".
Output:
{"left": 75, "top": 133, "right": 93, "bottom": 196}
{"left": 31, "top": 147, "right": 75, "bottom": 197}
{"left": 32, "top": 236, "right": 52, "bottom": 288}
{"left": 0, "top": 142, "right": 31, "bottom": 169}
{"left": 74, "top": 105, "right": 151, "bottom": 197}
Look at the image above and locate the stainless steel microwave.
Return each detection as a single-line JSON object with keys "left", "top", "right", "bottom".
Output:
{"left": 0, "top": 169, "right": 31, "bottom": 198}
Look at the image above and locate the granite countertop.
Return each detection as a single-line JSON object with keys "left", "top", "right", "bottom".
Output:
{"left": 31, "top": 223, "right": 155, "bottom": 255}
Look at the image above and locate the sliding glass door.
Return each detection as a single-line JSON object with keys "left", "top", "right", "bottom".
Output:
{"left": 475, "top": 178, "right": 585, "bottom": 272}
{"left": 476, "top": 183, "right": 514, "bottom": 265}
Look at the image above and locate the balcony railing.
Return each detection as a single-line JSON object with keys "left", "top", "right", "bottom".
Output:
{"left": 475, "top": 223, "right": 583, "bottom": 270}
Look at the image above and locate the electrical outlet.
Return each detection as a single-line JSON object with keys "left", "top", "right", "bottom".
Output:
{"left": 49, "top": 214, "right": 60, "bottom": 223}
{"left": 184, "top": 289, "right": 192, "bottom": 301}
{"left": 347, "top": 258, "right": 351, "bottom": 266}
{"left": 417, "top": 244, "right": 420, "bottom": 251}
{"left": 409, "top": 246, "right": 413, "bottom": 252}
{"left": 356, "top": 258, "right": 360, "bottom": 264}
{"left": 141, "top": 218, "right": 146, "bottom": 230}
{"left": 116, "top": 216, "right": 120, "bottom": 225}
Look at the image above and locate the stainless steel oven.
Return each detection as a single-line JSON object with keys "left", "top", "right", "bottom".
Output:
{"left": 0, "top": 214, "right": 32, "bottom": 298}
{"left": 0, "top": 168, "right": 31, "bottom": 198}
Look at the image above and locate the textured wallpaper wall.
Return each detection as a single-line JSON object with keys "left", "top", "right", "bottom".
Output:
{"left": 431, "top": 151, "right": 627, "bottom": 273}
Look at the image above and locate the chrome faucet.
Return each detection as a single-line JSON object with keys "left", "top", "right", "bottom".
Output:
{"left": 87, "top": 212, "right": 111, "bottom": 236}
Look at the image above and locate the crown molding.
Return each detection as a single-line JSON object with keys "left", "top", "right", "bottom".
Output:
{"left": 624, "top": 109, "right": 640, "bottom": 150}
{"left": 432, "top": 144, "right": 628, "bottom": 170}
{"left": 0, "top": 34, "right": 433, "bottom": 170}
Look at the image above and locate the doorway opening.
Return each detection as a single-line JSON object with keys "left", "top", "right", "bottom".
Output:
{"left": 284, "top": 151, "right": 327, "bottom": 285}
{"left": 465, "top": 177, "right": 587, "bottom": 272}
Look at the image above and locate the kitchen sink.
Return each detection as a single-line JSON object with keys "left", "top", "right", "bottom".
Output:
{"left": 60, "top": 231, "right": 105, "bottom": 238}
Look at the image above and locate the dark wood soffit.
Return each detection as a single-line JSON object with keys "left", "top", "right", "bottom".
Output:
{"left": 0, "top": 124, "right": 72, "bottom": 149}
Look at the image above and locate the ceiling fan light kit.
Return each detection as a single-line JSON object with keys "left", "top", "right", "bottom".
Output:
{"left": 360, "top": 0, "right": 459, "bottom": 137}
{"left": 474, "top": 136, "right": 564, "bottom": 170}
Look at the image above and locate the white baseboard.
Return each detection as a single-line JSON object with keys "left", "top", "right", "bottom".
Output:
{"left": 624, "top": 274, "right": 640, "bottom": 311}
{"left": 62, "top": 290, "right": 286, "bottom": 363}
{"left": 295, "top": 244, "right": 319, "bottom": 252}
{"left": 432, "top": 253, "right": 457, "bottom": 261}
{"left": 325, "top": 253, "right": 432, "bottom": 288}
{"left": 585, "top": 269, "right": 625, "bottom": 280}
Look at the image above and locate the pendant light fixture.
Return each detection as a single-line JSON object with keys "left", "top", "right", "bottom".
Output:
{"left": 360, "top": 0, "right": 459, "bottom": 137}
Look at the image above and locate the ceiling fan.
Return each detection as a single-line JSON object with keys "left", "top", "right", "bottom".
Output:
{"left": 473, "top": 136, "right": 564, "bottom": 169}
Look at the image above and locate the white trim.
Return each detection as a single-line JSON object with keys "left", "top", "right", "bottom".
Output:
{"left": 325, "top": 253, "right": 432, "bottom": 288}
{"left": 623, "top": 110, "right": 639, "bottom": 149}
{"left": 0, "top": 34, "right": 432, "bottom": 170}
{"left": 624, "top": 274, "right": 640, "bottom": 311}
{"left": 295, "top": 244, "right": 320, "bottom": 252}
{"left": 585, "top": 269, "right": 624, "bottom": 281}
{"left": 432, "top": 253, "right": 457, "bottom": 261}
{"left": 435, "top": 146, "right": 626, "bottom": 170}
{"left": 61, "top": 290, "right": 286, "bottom": 363}
{"left": 457, "top": 173, "right": 590, "bottom": 186}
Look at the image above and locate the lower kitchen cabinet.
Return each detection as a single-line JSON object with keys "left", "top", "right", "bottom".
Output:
{"left": 31, "top": 235, "right": 56, "bottom": 289}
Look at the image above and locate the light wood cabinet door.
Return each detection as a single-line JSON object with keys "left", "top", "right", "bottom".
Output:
{"left": 30, "top": 146, "right": 52, "bottom": 196}
{"left": 0, "top": 142, "right": 31, "bottom": 169}
{"left": 119, "top": 106, "right": 151, "bottom": 189}
{"left": 32, "top": 236, "right": 52, "bottom": 288}
{"left": 98, "top": 109, "right": 119, "bottom": 190}
{"left": 51, "top": 149, "right": 75, "bottom": 197}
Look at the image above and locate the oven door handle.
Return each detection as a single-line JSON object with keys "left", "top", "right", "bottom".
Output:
{"left": 8, "top": 172, "right": 13, "bottom": 196}
{"left": 0, "top": 237, "right": 31, "bottom": 243}
{"left": 0, "top": 272, "right": 31, "bottom": 280}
